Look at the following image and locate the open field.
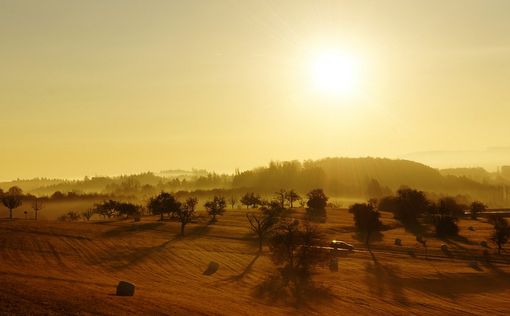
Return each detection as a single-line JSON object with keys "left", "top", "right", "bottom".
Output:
{"left": 1, "top": 208, "right": 509, "bottom": 315}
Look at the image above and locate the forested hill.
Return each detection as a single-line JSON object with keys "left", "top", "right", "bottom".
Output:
{"left": 1, "top": 158, "right": 508, "bottom": 204}
{"left": 232, "top": 158, "right": 507, "bottom": 199}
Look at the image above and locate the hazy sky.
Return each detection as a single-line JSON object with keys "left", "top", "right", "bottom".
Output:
{"left": 1, "top": 0, "right": 509, "bottom": 180}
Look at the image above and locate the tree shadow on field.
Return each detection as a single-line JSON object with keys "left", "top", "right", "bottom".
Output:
{"left": 253, "top": 273, "right": 333, "bottom": 308}
{"left": 364, "top": 251, "right": 510, "bottom": 301}
{"left": 183, "top": 223, "right": 212, "bottom": 239}
{"left": 224, "top": 253, "right": 261, "bottom": 282}
{"left": 364, "top": 251, "right": 409, "bottom": 305}
{"left": 440, "top": 235, "right": 478, "bottom": 249}
{"left": 401, "top": 220, "right": 427, "bottom": 238}
{"left": 104, "top": 239, "right": 172, "bottom": 270}
{"left": 101, "top": 222, "right": 164, "bottom": 237}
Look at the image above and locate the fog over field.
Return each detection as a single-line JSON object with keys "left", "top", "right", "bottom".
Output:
{"left": 1, "top": 1, "right": 510, "bottom": 315}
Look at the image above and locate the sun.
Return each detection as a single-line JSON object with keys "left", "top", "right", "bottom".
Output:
{"left": 310, "top": 51, "right": 361, "bottom": 96}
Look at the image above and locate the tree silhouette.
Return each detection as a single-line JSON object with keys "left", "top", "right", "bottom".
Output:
{"left": 81, "top": 209, "right": 94, "bottom": 221}
{"left": 147, "top": 192, "right": 181, "bottom": 221}
{"left": 394, "top": 187, "right": 429, "bottom": 224}
{"left": 2, "top": 186, "right": 23, "bottom": 219}
{"left": 429, "top": 197, "right": 463, "bottom": 237}
{"left": 177, "top": 197, "right": 198, "bottom": 236}
{"left": 246, "top": 212, "right": 276, "bottom": 251}
{"left": 306, "top": 188, "right": 328, "bottom": 220}
{"left": 31, "top": 197, "right": 44, "bottom": 221}
{"left": 349, "top": 202, "right": 383, "bottom": 247}
{"left": 116, "top": 202, "right": 142, "bottom": 218}
{"left": 490, "top": 216, "right": 510, "bottom": 254}
{"left": 204, "top": 196, "right": 226, "bottom": 222}
{"left": 93, "top": 200, "right": 120, "bottom": 219}
{"left": 268, "top": 219, "right": 327, "bottom": 286}
{"left": 469, "top": 201, "right": 487, "bottom": 220}
{"left": 240, "top": 192, "right": 262, "bottom": 209}
{"left": 285, "top": 190, "right": 300, "bottom": 208}
{"left": 240, "top": 193, "right": 252, "bottom": 209}
{"left": 229, "top": 196, "right": 237, "bottom": 209}
{"left": 274, "top": 189, "right": 287, "bottom": 209}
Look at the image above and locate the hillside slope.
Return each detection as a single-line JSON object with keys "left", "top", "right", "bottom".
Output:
{"left": 1, "top": 209, "right": 509, "bottom": 315}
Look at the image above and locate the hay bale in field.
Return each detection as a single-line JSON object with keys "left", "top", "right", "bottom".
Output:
{"left": 480, "top": 241, "right": 488, "bottom": 248}
{"left": 440, "top": 244, "right": 448, "bottom": 252}
{"left": 468, "top": 226, "right": 474, "bottom": 231}
{"left": 116, "top": 281, "right": 135, "bottom": 296}
{"left": 203, "top": 261, "right": 219, "bottom": 275}
{"left": 407, "top": 248, "right": 415, "bottom": 257}
{"left": 394, "top": 238, "right": 402, "bottom": 246}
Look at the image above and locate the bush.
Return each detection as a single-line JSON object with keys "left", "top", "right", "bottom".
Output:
{"left": 58, "top": 211, "right": 81, "bottom": 222}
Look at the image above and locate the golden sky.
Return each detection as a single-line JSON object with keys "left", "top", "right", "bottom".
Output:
{"left": 1, "top": 0, "right": 510, "bottom": 180}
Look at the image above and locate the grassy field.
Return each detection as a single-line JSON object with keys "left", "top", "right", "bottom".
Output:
{"left": 1, "top": 208, "right": 509, "bottom": 315}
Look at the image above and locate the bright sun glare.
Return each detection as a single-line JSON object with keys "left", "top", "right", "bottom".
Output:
{"left": 310, "top": 51, "right": 361, "bottom": 97}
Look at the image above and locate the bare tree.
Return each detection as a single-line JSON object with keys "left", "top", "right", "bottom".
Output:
{"left": 31, "top": 197, "right": 44, "bottom": 221}
{"left": 286, "top": 190, "right": 301, "bottom": 209}
{"left": 177, "top": 197, "right": 198, "bottom": 236}
{"left": 274, "top": 189, "right": 287, "bottom": 209}
{"left": 246, "top": 212, "right": 276, "bottom": 251}
{"left": 229, "top": 196, "right": 237, "bottom": 209}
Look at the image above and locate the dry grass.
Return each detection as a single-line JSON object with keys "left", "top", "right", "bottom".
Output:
{"left": 0, "top": 208, "right": 509, "bottom": 315}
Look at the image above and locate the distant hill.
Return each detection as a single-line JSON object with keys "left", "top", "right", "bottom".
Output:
{"left": 440, "top": 168, "right": 493, "bottom": 183}
{"left": 232, "top": 157, "right": 509, "bottom": 204}
{"left": 1, "top": 157, "right": 509, "bottom": 205}
{"left": 0, "top": 178, "right": 65, "bottom": 192}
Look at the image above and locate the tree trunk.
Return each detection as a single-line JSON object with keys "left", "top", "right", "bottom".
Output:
{"left": 160, "top": 212, "right": 164, "bottom": 221}
{"left": 258, "top": 237, "right": 263, "bottom": 252}
{"left": 35, "top": 210, "right": 38, "bottom": 221}
{"left": 181, "top": 223, "right": 185, "bottom": 236}
{"left": 9, "top": 208, "right": 12, "bottom": 220}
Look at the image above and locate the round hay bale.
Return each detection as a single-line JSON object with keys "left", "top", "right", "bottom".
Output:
{"left": 203, "top": 261, "right": 220, "bottom": 275}
{"left": 394, "top": 238, "right": 402, "bottom": 246}
{"left": 468, "top": 226, "right": 474, "bottom": 231}
{"left": 116, "top": 281, "right": 135, "bottom": 296}
{"left": 469, "top": 261, "right": 479, "bottom": 270}
{"left": 480, "top": 241, "right": 488, "bottom": 248}
{"left": 407, "top": 248, "right": 415, "bottom": 257}
{"left": 440, "top": 244, "right": 448, "bottom": 252}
